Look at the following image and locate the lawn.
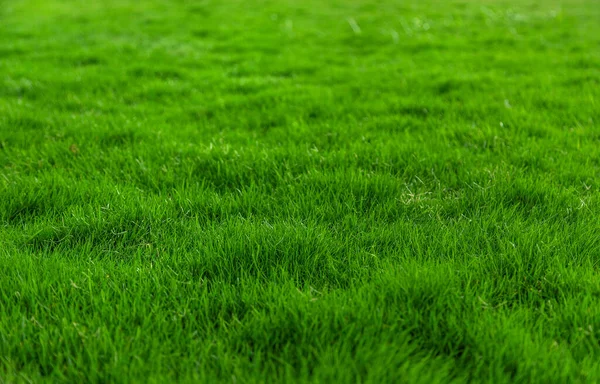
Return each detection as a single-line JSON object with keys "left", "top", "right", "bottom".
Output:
{"left": 1, "top": 0, "right": 599, "bottom": 382}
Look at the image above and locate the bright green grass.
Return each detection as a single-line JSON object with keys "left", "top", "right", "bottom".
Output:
{"left": 1, "top": 0, "right": 599, "bottom": 382}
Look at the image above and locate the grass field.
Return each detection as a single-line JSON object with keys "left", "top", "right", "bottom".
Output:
{"left": 1, "top": 0, "right": 600, "bottom": 382}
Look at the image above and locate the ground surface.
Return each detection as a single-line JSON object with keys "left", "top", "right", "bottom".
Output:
{"left": 1, "top": 0, "right": 599, "bottom": 382}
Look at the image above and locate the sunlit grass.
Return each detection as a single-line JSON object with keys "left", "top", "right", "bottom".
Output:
{"left": 1, "top": 0, "right": 599, "bottom": 382}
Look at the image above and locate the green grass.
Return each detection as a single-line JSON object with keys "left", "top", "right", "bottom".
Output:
{"left": 1, "top": 0, "right": 599, "bottom": 382}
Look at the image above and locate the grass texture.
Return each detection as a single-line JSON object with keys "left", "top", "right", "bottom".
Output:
{"left": 1, "top": 0, "right": 599, "bottom": 382}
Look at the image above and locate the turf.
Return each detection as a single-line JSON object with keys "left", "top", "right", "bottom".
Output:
{"left": 1, "top": 0, "right": 599, "bottom": 382}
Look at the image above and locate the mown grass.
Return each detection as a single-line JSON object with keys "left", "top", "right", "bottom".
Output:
{"left": 1, "top": 0, "right": 599, "bottom": 382}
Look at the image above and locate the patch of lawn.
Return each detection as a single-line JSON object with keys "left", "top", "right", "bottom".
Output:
{"left": 1, "top": 0, "right": 599, "bottom": 382}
